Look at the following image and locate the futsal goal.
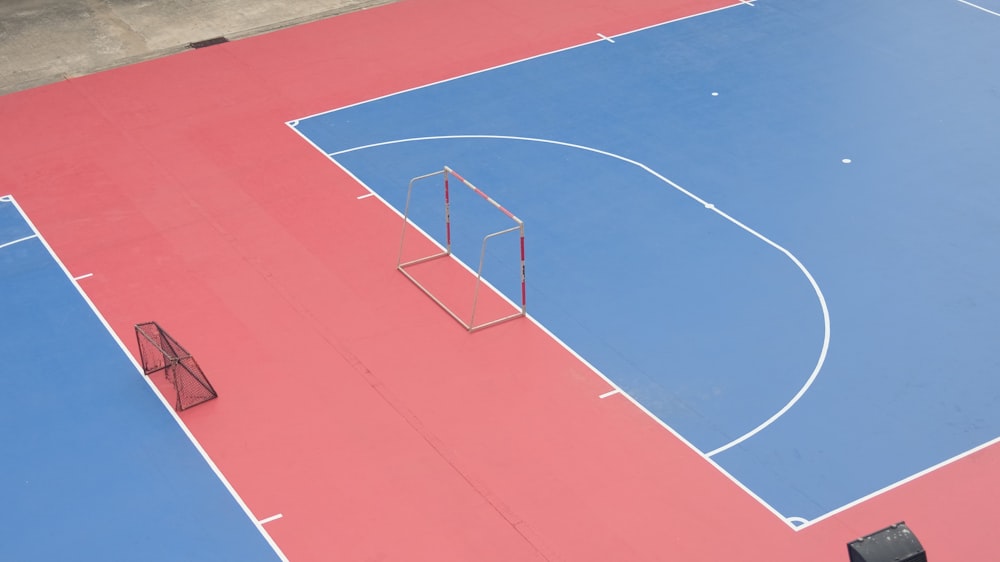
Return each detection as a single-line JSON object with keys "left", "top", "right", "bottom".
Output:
{"left": 397, "top": 166, "right": 526, "bottom": 332}
{"left": 135, "top": 322, "right": 218, "bottom": 411}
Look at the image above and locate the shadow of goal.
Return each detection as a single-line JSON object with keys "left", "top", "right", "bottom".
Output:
{"left": 135, "top": 322, "right": 218, "bottom": 411}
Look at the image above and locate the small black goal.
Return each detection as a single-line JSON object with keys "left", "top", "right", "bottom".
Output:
{"left": 135, "top": 322, "right": 218, "bottom": 411}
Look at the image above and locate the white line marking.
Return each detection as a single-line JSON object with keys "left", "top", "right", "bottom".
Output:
{"left": 357, "top": 192, "right": 375, "bottom": 200}
{"left": 285, "top": 1, "right": 748, "bottom": 123}
{"left": 0, "top": 194, "right": 12, "bottom": 202}
{"left": 0, "top": 234, "right": 38, "bottom": 250}
{"left": 786, "top": 516, "right": 809, "bottom": 526}
{"left": 258, "top": 513, "right": 284, "bottom": 525}
{"left": 596, "top": 33, "right": 616, "bottom": 43}
{"left": 956, "top": 0, "right": 1000, "bottom": 16}
{"left": 599, "top": 389, "right": 620, "bottom": 399}
{"left": 4, "top": 196, "right": 289, "bottom": 561}
{"left": 740, "top": 0, "right": 756, "bottom": 6}
{"left": 705, "top": 205, "right": 830, "bottom": 458}
{"left": 74, "top": 273, "right": 94, "bottom": 281}
{"left": 795, "top": 433, "right": 1000, "bottom": 530}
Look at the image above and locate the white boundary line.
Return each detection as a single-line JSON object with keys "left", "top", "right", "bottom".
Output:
{"left": 285, "top": 1, "right": 750, "bottom": 123}
{"left": 796, "top": 433, "right": 1000, "bottom": 530}
{"left": 4, "top": 196, "right": 288, "bottom": 561}
{"left": 956, "top": 0, "right": 1000, "bottom": 16}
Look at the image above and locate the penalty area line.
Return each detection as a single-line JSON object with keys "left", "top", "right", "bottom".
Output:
{"left": 956, "top": 0, "right": 1000, "bottom": 16}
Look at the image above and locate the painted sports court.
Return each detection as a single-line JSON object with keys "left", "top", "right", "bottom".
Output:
{"left": 2, "top": 0, "right": 998, "bottom": 559}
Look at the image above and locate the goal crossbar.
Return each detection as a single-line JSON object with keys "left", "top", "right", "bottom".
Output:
{"left": 397, "top": 166, "right": 526, "bottom": 332}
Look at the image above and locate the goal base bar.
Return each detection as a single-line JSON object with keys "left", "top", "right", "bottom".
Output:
{"left": 398, "top": 253, "right": 526, "bottom": 333}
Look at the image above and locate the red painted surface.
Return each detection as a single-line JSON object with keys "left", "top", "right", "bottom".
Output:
{"left": 2, "top": 0, "right": 998, "bottom": 559}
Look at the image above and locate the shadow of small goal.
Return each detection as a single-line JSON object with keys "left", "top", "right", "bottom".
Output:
{"left": 135, "top": 322, "right": 218, "bottom": 411}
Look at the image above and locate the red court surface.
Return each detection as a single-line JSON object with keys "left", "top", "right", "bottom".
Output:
{"left": 2, "top": 0, "right": 999, "bottom": 559}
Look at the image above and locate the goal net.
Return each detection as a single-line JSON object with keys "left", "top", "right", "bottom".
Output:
{"left": 135, "top": 322, "right": 218, "bottom": 411}
{"left": 397, "top": 166, "right": 526, "bottom": 332}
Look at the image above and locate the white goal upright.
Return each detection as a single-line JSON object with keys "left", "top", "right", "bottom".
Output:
{"left": 397, "top": 166, "right": 526, "bottom": 332}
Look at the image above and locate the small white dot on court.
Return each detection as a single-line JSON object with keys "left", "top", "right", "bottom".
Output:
{"left": 842, "top": 158, "right": 852, "bottom": 164}
{"left": 711, "top": 92, "right": 719, "bottom": 96}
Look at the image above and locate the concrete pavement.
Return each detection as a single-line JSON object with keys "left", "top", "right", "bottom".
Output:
{"left": 0, "top": 0, "right": 396, "bottom": 95}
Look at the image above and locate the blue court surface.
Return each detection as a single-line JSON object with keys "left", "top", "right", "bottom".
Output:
{"left": 292, "top": 0, "right": 1000, "bottom": 525}
{"left": 0, "top": 197, "right": 281, "bottom": 560}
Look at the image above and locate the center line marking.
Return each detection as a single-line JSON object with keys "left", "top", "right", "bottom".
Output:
{"left": 599, "top": 389, "right": 620, "bottom": 399}
{"left": 596, "top": 33, "right": 615, "bottom": 43}
{"left": 259, "top": 513, "right": 283, "bottom": 525}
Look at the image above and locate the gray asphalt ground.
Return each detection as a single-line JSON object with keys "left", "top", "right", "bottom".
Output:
{"left": 0, "top": 0, "right": 396, "bottom": 95}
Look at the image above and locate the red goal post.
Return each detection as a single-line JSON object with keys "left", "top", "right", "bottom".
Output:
{"left": 396, "top": 166, "right": 526, "bottom": 332}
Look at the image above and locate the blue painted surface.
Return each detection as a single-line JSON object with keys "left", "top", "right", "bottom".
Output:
{"left": 295, "top": 0, "right": 1000, "bottom": 522}
{"left": 0, "top": 200, "right": 279, "bottom": 561}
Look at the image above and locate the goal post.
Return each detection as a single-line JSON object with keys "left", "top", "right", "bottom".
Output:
{"left": 135, "top": 322, "right": 218, "bottom": 411}
{"left": 397, "top": 166, "right": 526, "bottom": 332}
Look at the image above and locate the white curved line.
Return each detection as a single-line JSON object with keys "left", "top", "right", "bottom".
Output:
{"left": 330, "top": 134, "right": 830, "bottom": 454}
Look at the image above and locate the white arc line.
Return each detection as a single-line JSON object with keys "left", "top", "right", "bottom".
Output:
{"left": 327, "top": 134, "right": 830, "bottom": 459}
{"left": 705, "top": 205, "right": 831, "bottom": 457}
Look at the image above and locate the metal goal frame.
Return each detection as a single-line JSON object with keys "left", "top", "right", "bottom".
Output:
{"left": 397, "top": 166, "right": 526, "bottom": 332}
